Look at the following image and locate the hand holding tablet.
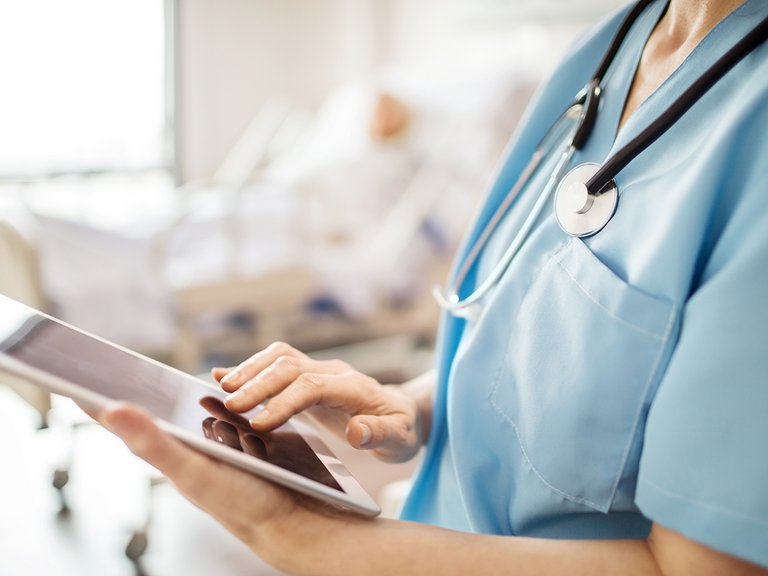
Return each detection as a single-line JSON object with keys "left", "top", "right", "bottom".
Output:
{"left": 0, "top": 293, "right": 380, "bottom": 516}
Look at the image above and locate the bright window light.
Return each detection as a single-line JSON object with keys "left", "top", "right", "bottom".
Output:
{"left": 0, "top": 0, "right": 167, "bottom": 177}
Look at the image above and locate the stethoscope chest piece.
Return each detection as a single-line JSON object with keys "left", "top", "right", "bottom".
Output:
{"left": 554, "top": 162, "right": 618, "bottom": 237}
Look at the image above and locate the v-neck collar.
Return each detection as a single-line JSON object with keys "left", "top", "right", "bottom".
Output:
{"left": 590, "top": 0, "right": 666, "bottom": 159}
{"left": 607, "top": 0, "right": 669, "bottom": 144}
{"left": 605, "top": 0, "right": 768, "bottom": 158}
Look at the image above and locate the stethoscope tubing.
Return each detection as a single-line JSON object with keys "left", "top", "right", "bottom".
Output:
{"left": 571, "top": 0, "right": 655, "bottom": 150}
{"left": 434, "top": 0, "right": 653, "bottom": 314}
{"left": 433, "top": 145, "right": 575, "bottom": 314}
{"left": 435, "top": 0, "right": 768, "bottom": 314}
{"left": 587, "top": 11, "right": 768, "bottom": 195}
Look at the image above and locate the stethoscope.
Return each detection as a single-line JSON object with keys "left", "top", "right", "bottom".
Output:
{"left": 434, "top": 0, "right": 768, "bottom": 316}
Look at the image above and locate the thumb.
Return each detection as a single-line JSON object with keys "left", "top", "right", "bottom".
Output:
{"left": 99, "top": 403, "right": 197, "bottom": 477}
{"left": 346, "top": 413, "right": 416, "bottom": 454}
{"left": 100, "top": 402, "right": 155, "bottom": 446}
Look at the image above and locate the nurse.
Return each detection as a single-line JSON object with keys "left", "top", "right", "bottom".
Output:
{"left": 99, "top": 0, "right": 768, "bottom": 573}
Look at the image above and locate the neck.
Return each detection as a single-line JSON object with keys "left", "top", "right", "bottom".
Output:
{"left": 660, "top": 0, "right": 747, "bottom": 49}
{"left": 617, "top": 0, "right": 747, "bottom": 131}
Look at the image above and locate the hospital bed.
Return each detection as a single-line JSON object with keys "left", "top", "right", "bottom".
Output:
{"left": 20, "top": 65, "right": 538, "bottom": 377}
{"left": 0, "top": 211, "right": 51, "bottom": 424}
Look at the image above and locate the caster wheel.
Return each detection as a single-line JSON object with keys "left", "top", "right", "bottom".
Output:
{"left": 52, "top": 469, "right": 69, "bottom": 490}
{"left": 126, "top": 531, "right": 149, "bottom": 561}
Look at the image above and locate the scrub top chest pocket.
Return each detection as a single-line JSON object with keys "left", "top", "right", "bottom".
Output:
{"left": 490, "top": 238, "right": 678, "bottom": 513}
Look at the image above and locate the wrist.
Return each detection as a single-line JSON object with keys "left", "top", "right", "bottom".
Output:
{"left": 260, "top": 498, "right": 370, "bottom": 574}
{"left": 257, "top": 496, "right": 314, "bottom": 570}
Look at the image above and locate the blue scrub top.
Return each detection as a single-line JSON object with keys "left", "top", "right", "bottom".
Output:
{"left": 400, "top": 0, "right": 768, "bottom": 568}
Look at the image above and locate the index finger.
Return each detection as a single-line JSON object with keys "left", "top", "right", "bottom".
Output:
{"left": 216, "top": 342, "right": 308, "bottom": 393}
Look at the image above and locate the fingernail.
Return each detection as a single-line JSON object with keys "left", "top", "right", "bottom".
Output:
{"left": 359, "top": 423, "right": 372, "bottom": 447}
{"left": 221, "top": 369, "right": 242, "bottom": 386}
{"left": 250, "top": 408, "right": 270, "bottom": 426}
{"left": 224, "top": 390, "right": 241, "bottom": 403}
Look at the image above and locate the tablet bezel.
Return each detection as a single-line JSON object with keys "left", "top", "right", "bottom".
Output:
{"left": 0, "top": 295, "right": 381, "bottom": 517}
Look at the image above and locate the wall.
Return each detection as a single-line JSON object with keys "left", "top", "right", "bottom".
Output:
{"left": 175, "top": 0, "right": 628, "bottom": 183}
{"left": 176, "top": 0, "right": 384, "bottom": 182}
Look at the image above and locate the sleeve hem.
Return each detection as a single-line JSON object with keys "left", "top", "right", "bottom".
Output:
{"left": 636, "top": 478, "right": 768, "bottom": 569}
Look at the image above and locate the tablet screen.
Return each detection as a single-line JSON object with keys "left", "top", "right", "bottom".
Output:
{"left": 0, "top": 297, "right": 343, "bottom": 492}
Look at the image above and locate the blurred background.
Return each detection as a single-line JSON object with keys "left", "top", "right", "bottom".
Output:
{"left": 0, "top": 0, "right": 625, "bottom": 574}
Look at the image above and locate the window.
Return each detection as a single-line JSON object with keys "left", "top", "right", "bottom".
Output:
{"left": 0, "top": 0, "right": 170, "bottom": 178}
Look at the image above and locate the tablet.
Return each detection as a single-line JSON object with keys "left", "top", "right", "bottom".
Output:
{"left": 0, "top": 293, "right": 380, "bottom": 517}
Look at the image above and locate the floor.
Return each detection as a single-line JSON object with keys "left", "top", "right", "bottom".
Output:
{"left": 0, "top": 388, "right": 416, "bottom": 576}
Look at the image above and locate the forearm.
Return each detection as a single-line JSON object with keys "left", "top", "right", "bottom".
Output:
{"left": 263, "top": 509, "right": 660, "bottom": 576}
{"left": 99, "top": 404, "right": 765, "bottom": 576}
{"left": 262, "top": 508, "right": 768, "bottom": 576}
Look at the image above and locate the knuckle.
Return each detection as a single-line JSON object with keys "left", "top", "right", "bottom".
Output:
{"left": 240, "top": 370, "right": 275, "bottom": 401}
{"left": 268, "top": 341, "right": 293, "bottom": 355}
{"left": 390, "top": 417, "right": 413, "bottom": 443}
{"left": 273, "top": 355, "right": 299, "bottom": 371}
{"left": 360, "top": 374, "right": 379, "bottom": 388}
{"left": 252, "top": 371, "right": 277, "bottom": 394}
{"left": 234, "top": 361, "right": 255, "bottom": 377}
{"left": 264, "top": 393, "right": 301, "bottom": 422}
{"left": 296, "top": 373, "right": 324, "bottom": 396}
{"left": 262, "top": 398, "right": 286, "bottom": 420}
{"left": 329, "top": 359, "right": 350, "bottom": 372}
{"left": 382, "top": 422, "right": 402, "bottom": 444}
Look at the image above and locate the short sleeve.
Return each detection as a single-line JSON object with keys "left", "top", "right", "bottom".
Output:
{"left": 635, "top": 126, "right": 768, "bottom": 566}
